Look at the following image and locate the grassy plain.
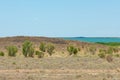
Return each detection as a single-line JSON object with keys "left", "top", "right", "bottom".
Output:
{"left": 0, "top": 36, "right": 120, "bottom": 80}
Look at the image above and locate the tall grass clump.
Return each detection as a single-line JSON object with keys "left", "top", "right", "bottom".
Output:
{"left": 22, "top": 40, "right": 34, "bottom": 57}
{"left": 67, "top": 45, "right": 78, "bottom": 55}
{"left": 35, "top": 51, "right": 44, "bottom": 58}
{"left": 6, "top": 46, "right": 18, "bottom": 57}
{"left": 47, "top": 44, "right": 55, "bottom": 56}
{"left": 98, "top": 49, "right": 106, "bottom": 58}
{"left": 39, "top": 42, "right": 46, "bottom": 52}
{"left": 0, "top": 51, "right": 4, "bottom": 56}
{"left": 28, "top": 47, "right": 34, "bottom": 57}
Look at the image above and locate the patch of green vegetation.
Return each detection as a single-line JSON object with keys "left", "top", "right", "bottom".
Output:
{"left": 28, "top": 47, "right": 34, "bottom": 57}
{"left": 98, "top": 52, "right": 106, "bottom": 58}
{"left": 67, "top": 45, "right": 78, "bottom": 55}
{"left": 22, "top": 40, "right": 34, "bottom": 57}
{"left": 47, "top": 44, "right": 55, "bottom": 56}
{"left": 12, "top": 62, "right": 16, "bottom": 65}
{"left": 98, "top": 48, "right": 114, "bottom": 62}
{"left": 96, "top": 42, "right": 120, "bottom": 46}
{"left": 6, "top": 46, "right": 18, "bottom": 57}
{"left": 39, "top": 42, "right": 46, "bottom": 52}
{"left": 0, "top": 51, "right": 4, "bottom": 56}
{"left": 35, "top": 51, "right": 44, "bottom": 58}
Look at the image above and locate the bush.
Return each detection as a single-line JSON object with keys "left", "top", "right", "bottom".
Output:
{"left": 22, "top": 40, "right": 34, "bottom": 57}
{"left": 36, "top": 51, "right": 44, "bottom": 58}
{"left": 38, "top": 52, "right": 44, "bottom": 58}
{"left": 67, "top": 45, "right": 78, "bottom": 55}
{"left": 28, "top": 47, "right": 34, "bottom": 57}
{"left": 73, "top": 48, "right": 78, "bottom": 55}
{"left": 47, "top": 44, "right": 55, "bottom": 56}
{"left": 0, "top": 51, "right": 4, "bottom": 56}
{"left": 99, "top": 49, "right": 106, "bottom": 53}
{"left": 39, "top": 42, "right": 46, "bottom": 52}
{"left": 107, "top": 47, "right": 113, "bottom": 55}
{"left": 78, "top": 48, "right": 81, "bottom": 51}
{"left": 67, "top": 46, "right": 73, "bottom": 55}
{"left": 6, "top": 46, "right": 18, "bottom": 57}
{"left": 98, "top": 49, "right": 107, "bottom": 58}
{"left": 98, "top": 53, "right": 105, "bottom": 58}
{"left": 35, "top": 51, "right": 39, "bottom": 55}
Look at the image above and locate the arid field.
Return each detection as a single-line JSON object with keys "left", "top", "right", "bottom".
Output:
{"left": 0, "top": 36, "right": 120, "bottom": 80}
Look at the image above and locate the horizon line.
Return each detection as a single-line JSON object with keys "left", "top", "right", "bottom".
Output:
{"left": 0, "top": 35, "right": 120, "bottom": 38}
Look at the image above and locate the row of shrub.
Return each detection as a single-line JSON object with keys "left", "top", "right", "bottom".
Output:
{"left": 0, "top": 40, "right": 81, "bottom": 58}
{"left": 0, "top": 40, "right": 55, "bottom": 58}
{"left": 0, "top": 40, "right": 119, "bottom": 62}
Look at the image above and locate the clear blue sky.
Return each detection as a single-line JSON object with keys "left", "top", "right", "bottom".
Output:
{"left": 0, "top": 0, "right": 120, "bottom": 37}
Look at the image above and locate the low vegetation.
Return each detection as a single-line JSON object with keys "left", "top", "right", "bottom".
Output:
{"left": 98, "top": 52, "right": 106, "bottom": 58}
{"left": 47, "top": 44, "right": 55, "bottom": 56}
{"left": 28, "top": 47, "right": 34, "bottom": 57}
{"left": 6, "top": 46, "right": 18, "bottom": 57}
{"left": 36, "top": 51, "right": 44, "bottom": 58}
{"left": 0, "top": 38, "right": 119, "bottom": 63}
{"left": 22, "top": 41, "right": 34, "bottom": 57}
{"left": 96, "top": 42, "right": 120, "bottom": 46}
{"left": 98, "top": 48, "right": 114, "bottom": 62}
{"left": 0, "top": 51, "right": 4, "bottom": 56}
{"left": 89, "top": 47, "right": 96, "bottom": 55}
{"left": 39, "top": 42, "right": 46, "bottom": 52}
{"left": 67, "top": 45, "right": 78, "bottom": 55}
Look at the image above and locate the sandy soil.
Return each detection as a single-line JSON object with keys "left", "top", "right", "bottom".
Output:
{"left": 0, "top": 57, "right": 120, "bottom": 80}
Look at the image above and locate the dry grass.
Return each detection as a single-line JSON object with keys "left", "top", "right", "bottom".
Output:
{"left": 0, "top": 57, "right": 120, "bottom": 80}
{"left": 0, "top": 36, "right": 119, "bottom": 80}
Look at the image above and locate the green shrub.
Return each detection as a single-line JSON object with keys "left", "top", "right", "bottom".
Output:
{"left": 22, "top": 40, "right": 34, "bottom": 57}
{"left": 78, "top": 48, "right": 81, "bottom": 51}
{"left": 107, "top": 47, "right": 113, "bottom": 55}
{"left": 39, "top": 42, "right": 46, "bottom": 52}
{"left": 67, "top": 45, "right": 78, "bottom": 55}
{"left": 73, "top": 48, "right": 78, "bottom": 55}
{"left": 28, "top": 47, "right": 34, "bottom": 57}
{"left": 6, "top": 46, "right": 18, "bottom": 57}
{"left": 38, "top": 51, "right": 44, "bottom": 58}
{"left": 67, "top": 46, "right": 73, "bottom": 55}
{"left": 35, "top": 51, "right": 44, "bottom": 58}
{"left": 98, "top": 53, "right": 105, "bottom": 58}
{"left": 47, "top": 44, "right": 55, "bottom": 56}
{"left": 35, "top": 51, "right": 39, "bottom": 55}
{"left": 99, "top": 49, "right": 106, "bottom": 53}
{"left": 0, "top": 51, "right": 4, "bottom": 56}
{"left": 12, "top": 62, "right": 16, "bottom": 65}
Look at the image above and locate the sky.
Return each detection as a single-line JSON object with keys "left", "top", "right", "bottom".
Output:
{"left": 0, "top": 0, "right": 120, "bottom": 37}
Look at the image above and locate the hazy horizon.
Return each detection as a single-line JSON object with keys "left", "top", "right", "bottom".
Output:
{"left": 1, "top": 35, "right": 120, "bottom": 38}
{"left": 0, "top": 0, "right": 120, "bottom": 37}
